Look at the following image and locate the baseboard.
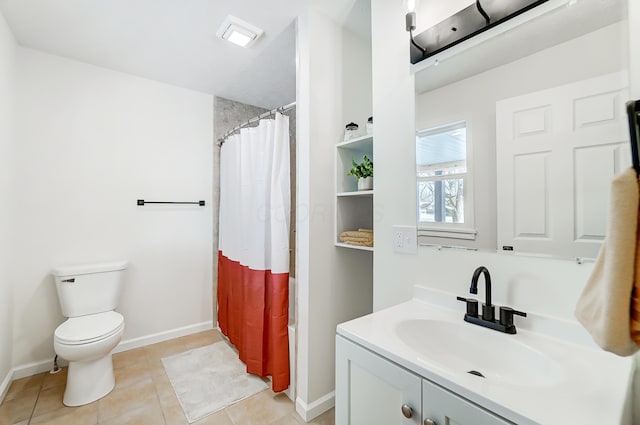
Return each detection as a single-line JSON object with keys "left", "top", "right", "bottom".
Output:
{"left": 0, "top": 368, "right": 13, "bottom": 404}
{"left": 10, "top": 321, "right": 214, "bottom": 382}
{"left": 295, "top": 391, "right": 335, "bottom": 422}
{"left": 12, "top": 358, "right": 61, "bottom": 381}
{"left": 115, "top": 321, "right": 214, "bottom": 353}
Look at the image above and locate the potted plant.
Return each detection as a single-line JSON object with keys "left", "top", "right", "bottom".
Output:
{"left": 347, "top": 154, "right": 374, "bottom": 191}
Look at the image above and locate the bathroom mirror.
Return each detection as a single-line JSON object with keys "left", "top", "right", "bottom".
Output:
{"left": 414, "top": 0, "right": 630, "bottom": 259}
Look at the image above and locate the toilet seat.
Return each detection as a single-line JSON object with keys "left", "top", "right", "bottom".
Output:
{"left": 55, "top": 311, "right": 124, "bottom": 345}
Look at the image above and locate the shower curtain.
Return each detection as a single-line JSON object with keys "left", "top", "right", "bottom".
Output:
{"left": 218, "top": 113, "right": 290, "bottom": 392}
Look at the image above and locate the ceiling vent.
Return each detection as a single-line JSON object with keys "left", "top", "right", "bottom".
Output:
{"left": 217, "top": 15, "right": 264, "bottom": 48}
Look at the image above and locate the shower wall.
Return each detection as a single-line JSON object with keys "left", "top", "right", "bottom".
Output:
{"left": 213, "top": 97, "right": 296, "bottom": 324}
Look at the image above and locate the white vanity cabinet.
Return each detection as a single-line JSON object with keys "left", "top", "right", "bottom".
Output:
{"left": 422, "top": 379, "right": 512, "bottom": 425}
{"left": 336, "top": 335, "right": 421, "bottom": 425}
{"left": 336, "top": 335, "right": 513, "bottom": 425}
{"left": 336, "top": 290, "right": 634, "bottom": 425}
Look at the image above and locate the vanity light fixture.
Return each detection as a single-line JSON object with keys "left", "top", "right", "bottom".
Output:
{"left": 217, "top": 15, "right": 263, "bottom": 48}
{"left": 408, "top": 0, "right": 549, "bottom": 65}
{"left": 405, "top": 0, "right": 427, "bottom": 59}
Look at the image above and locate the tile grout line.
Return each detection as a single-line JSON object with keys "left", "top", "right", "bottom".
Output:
{"left": 222, "top": 406, "right": 238, "bottom": 425}
{"left": 151, "top": 368, "right": 169, "bottom": 425}
{"left": 26, "top": 374, "right": 45, "bottom": 425}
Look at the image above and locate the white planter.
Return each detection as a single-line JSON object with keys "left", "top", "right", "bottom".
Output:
{"left": 357, "top": 176, "right": 373, "bottom": 191}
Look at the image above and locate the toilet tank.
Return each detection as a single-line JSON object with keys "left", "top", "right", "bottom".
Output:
{"left": 52, "top": 261, "right": 128, "bottom": 318}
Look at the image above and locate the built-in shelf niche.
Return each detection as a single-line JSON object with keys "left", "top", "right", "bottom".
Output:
{"left": 335, "top": 134, "right": 374, "bottom": 250}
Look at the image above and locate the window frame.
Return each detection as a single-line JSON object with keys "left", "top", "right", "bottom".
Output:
{"left": 416, "top": 120, "right": 476, "bottom": 240}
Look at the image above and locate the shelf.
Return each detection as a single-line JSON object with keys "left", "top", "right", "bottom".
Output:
{"left": 335, "top": 242, "right": 374, "bottom": 252}
{"left": 337, "top": 135, "right": 373, "bottom": 194}
{"left": 337, "top": 190, "right": 373, "bottom": 197}
{"left": 336, "top": 134, "right": 373, "bottom": 150}
{"left": 335, "top": 132, "right": 374, "bottom": 255}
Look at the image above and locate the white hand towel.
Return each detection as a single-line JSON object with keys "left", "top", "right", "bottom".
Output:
{"left": 575, "top": 167, "right": 639, "bottom": 356}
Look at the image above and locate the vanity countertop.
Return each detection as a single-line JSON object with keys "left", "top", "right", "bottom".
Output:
{"left": 336, "top": 285, "right": 635, "bottom": 425}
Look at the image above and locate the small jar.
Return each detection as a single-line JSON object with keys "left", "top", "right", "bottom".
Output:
{"left": 366, "top": 116, "right": 373, "bottom": 135}
{"left": 344, "top": 122, "right": 359, "bottom": 141}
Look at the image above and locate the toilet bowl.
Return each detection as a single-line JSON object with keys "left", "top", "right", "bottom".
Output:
{"left": 53, "top": 311, "right": 124, "bottom": 406}
{"left": 54, "top": 311, "right": 125, "bottom": 406}
{"left": 52, "top": 261, "right": 128, "bottom": 406}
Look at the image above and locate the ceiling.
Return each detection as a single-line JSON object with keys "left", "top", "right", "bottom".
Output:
{"left": 0, "top": 0, "right": 305, "bottom": 109}
{"left": 315, "top": 0, "right": 371, "bottom": 41}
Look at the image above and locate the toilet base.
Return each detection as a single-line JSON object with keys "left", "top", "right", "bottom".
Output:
{"left": 63, "top": 353, "right": 115, "bottom": 406}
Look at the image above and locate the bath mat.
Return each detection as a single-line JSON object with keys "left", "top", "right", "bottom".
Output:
{"left": 162, "top": 341, "right": 268, "bottom": 423}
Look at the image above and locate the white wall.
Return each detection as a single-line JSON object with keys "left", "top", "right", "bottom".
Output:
{"left": 630, "top": 0, "right": 640, "bottom": 99}
{"left": 296, "top": 6, "right": 373, "bottom": 420}
{"left": 11, "top": 47, "right": 214, "bottom": 370}
{"left": 342, "top": 28, "right": 372, "bottom": 135}
{"left": 370, "top": 0, "right": 417, "bottom": 308}
{"left": 0, "top": 9, "right": 16, "bottom": 393}
{"left": 371, "top": 4, "right": 632, "bottom": 321}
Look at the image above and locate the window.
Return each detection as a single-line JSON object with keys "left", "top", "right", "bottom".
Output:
{"left": 416, "top": 121, "right": 475, "bottom": 239}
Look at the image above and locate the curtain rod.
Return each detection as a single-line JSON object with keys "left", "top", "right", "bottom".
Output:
{"left": 217, "top": 101, "right": 296, "bottom": 147}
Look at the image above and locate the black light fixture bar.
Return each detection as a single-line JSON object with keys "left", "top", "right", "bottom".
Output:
{"left": 137, "top": 199, "right": 205, "bottom": 206}
{"left": 409, "top": 0, "right": 549, "bottom": 65}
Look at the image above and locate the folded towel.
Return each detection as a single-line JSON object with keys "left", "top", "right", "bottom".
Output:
{"left": 340, "top": 235, "right": 373, "bottom": 243}
{"left": 340, "top": 231, "right": 373, "bottom": 240}
{"left": 575, "top": 167, "right": 640, "bottom": 356}
{"left": 358, "top": 228, "right": 373, "bottom": 233}
{"left": 632, "top": 201, "right": 640, "bottom": 345}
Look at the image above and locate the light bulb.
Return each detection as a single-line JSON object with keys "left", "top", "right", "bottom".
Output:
{"left": 406, "top": 0, "right": 416, "bottom": 12}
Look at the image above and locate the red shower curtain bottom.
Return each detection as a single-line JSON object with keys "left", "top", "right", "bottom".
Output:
{"left": 217, "top": 251, "right": 290, "bottom": 392}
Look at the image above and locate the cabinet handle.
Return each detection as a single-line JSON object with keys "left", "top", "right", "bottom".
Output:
{"left": 424, "top": 419, "right": 437, "bottom": 425}
{"left": 401, "top": 404, "right": 413, "bottom": 418}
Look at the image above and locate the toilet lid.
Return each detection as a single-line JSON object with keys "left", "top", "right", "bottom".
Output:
{"left": 55, "top": 311, "right": 124, "bottom": 345}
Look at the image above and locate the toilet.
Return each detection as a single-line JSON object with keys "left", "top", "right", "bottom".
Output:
{"left": 52, "top": 260, "right": 128, "bottom": 407}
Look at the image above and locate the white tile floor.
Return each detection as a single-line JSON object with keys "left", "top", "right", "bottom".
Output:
{"left": 0, "top": 330, "right": 334, "bottom": 425}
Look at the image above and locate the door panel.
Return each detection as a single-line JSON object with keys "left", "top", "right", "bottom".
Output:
{"left": 497, "top": 72, "right": 630, "bottom": 258}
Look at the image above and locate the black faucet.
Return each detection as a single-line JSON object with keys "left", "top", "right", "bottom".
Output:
{"left": 470, "top": 266, "right": 494, "bottom": 321}
{"left": 457, "top": 266, "right": 527, "bottom": 334}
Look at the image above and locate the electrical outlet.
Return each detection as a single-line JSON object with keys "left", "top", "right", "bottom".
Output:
{"left": 392, "top": 225, "right": 417, "bottom": 254}
{"left": 394, "top": 231, "right": 404, "bottom": 249}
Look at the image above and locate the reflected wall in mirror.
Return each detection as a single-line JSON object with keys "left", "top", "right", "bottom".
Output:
{"left": 414, "top": 0, "right": 629, "bottom": 258}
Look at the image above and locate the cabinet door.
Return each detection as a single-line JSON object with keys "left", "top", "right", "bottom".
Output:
{"left": 422, "top": 379, "right": 513, "bottom": 425}
{"left": 336, "top": 335, "right": 422, "bottom": 425}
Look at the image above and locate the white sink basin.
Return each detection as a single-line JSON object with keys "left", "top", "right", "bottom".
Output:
{"left": 338, "top": 288, "right": 634, "bottom": 425}
{"left": 395, "top": 319, "right": 563, "bottom": 387}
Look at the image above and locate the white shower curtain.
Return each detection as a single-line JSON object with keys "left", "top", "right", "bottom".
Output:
{"left": 218, "top": 113, "right": 290, "bottom": 392}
